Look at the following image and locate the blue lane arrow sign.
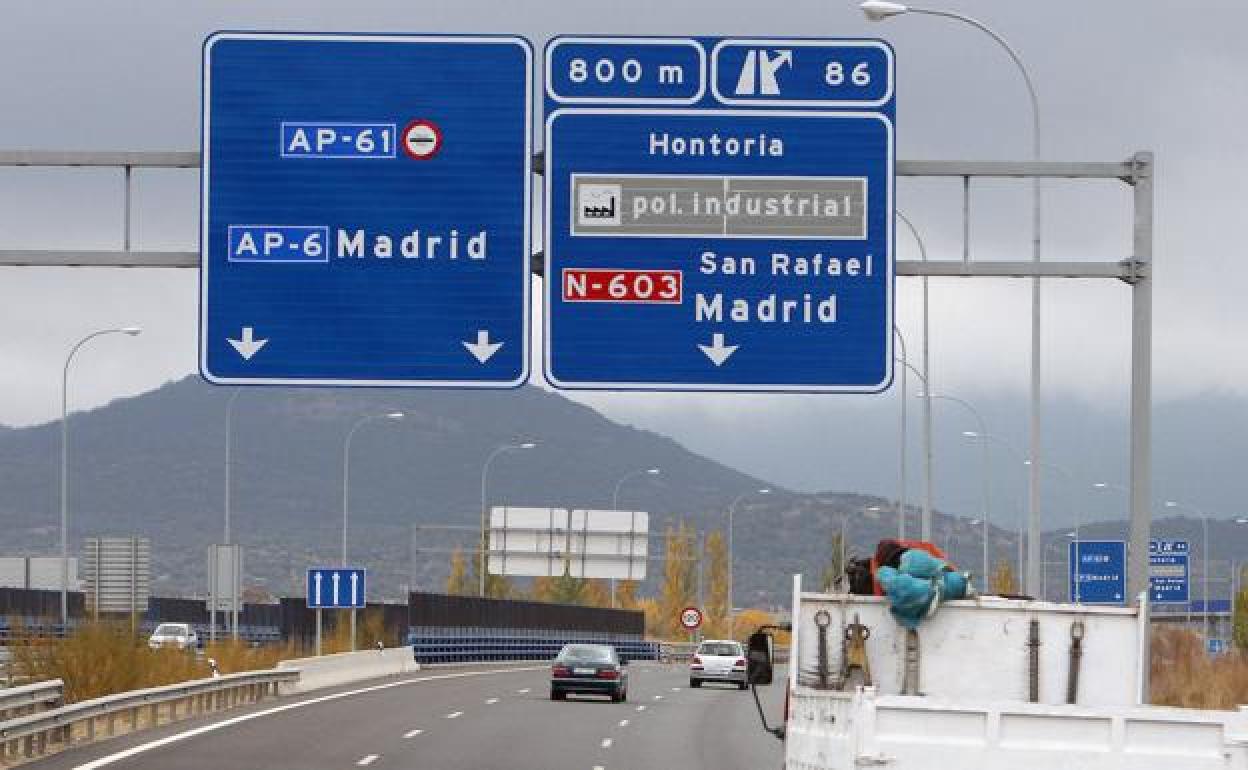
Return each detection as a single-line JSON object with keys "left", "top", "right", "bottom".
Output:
{"left": 306, "top": 567, "right": 367, "bottom": 609}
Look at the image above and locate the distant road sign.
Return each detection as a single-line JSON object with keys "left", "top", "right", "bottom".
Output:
{"left": 1149, "top": 539, "right": 1189, "bottom": 604}
{"left": 544, "top": 36, "right": 895, "bottom": 392}
{"left": 306, "top": 567, "right": 366, "bottom": 609}
{"left": 488, "top": 507, "right": 649, "bottom": 580}
{"left": 1208, "top": 638, "right": 1227, "bottom": 655}
{"left": 1069, "top": 540, "right": 1126, "bottom": 605}
{"left": 680, "top": 606, "right": 703, "bottom": 630}
{"left": 201, "top": 33, "right": 532, "bottom": 387}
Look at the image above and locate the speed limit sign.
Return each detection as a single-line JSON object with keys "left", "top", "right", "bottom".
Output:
{"left": 680, "top": 606, "right": 703, "bottom": 630}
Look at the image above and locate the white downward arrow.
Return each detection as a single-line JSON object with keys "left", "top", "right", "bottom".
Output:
{"left": 227, "top": 326, "right": 268, "bottom": 360}
{"left": 698, "top": 333, "right": 739, "bottom": 366}
{"left": 463, "top": 330, "right": 503, "bottom": 364}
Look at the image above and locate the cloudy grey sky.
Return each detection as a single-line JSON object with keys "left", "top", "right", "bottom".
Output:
{"left": 0, "top": 0, "right": 1244, "bottom": 517}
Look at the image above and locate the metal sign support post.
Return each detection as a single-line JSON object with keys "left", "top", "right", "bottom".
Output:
{"left": 0, "top": 151, "right": 1155, "bottom": 600}
{"left": 315, "top": 608, "right": 322, "bottom": 657}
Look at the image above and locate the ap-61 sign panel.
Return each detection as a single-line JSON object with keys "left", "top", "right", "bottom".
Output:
{"left": 201, "top": 33, "right": 532, "bottom": 387}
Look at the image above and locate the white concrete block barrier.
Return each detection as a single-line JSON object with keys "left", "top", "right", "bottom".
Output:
{"left": 277, "top": 646, "right": 419, "bottom": 694}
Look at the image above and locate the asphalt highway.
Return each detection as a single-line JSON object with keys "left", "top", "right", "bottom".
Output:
{"left": 31, "top": 662, "right": 787, "bottom": 770}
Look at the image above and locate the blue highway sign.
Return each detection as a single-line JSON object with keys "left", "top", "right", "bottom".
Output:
{"left": 306, "top": 567, "right": 367, "bottom": 609}
{"left": 1069, "top": 540, "right": 1126, "bottom": 605}
{"left": 1208, "top": 638, "right": 1227, "bottom": 655}
{"left": 544, "top": 37, "right": 895, "bottom": 391}
{"left": 201, "top": 33, "right": 532, "bottom": 387}
{"left": 1149, "top": 539, "right": 1189, "bottom": 604}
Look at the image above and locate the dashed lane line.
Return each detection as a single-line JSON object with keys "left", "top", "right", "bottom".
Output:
{"left": 486, "top": 698, "right": 499, "bottom": 704}
{"left": 68, "top": 666, "right": 547, "bottom": 770}
{"left": 636, "top": 705, "right": 646, "bottom": 712}
{"left": 446, "top": 711, "right": 464, "bottom": 719}
{"left": 403, "top": 729, "right": 423, "bottom": 739}
{"left": 618, "top": 719, "right": 629, "bottom": 728}
{"left": 601, "top": 738, "right": 613, "bottom": 749}
{"left": 356, "top": 755, "right": 379, "bottom": 767}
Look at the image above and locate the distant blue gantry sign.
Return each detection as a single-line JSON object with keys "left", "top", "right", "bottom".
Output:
{"left": 1149, "top": 539, "right": 1189, "bottom": 604}
{"left": 1069, "top": 540, "right": 1126, "bottom": 605}
{"left": 201, "top": 33, "right": 532, "bottom": 387}
{"left": 543, "top": 37, "right": 895, "bottom": 391}
{"left": 306, "top": 567, "right": 366, "bottom": 609}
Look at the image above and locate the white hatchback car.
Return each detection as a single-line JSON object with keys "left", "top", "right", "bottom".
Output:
{"left": 147, "top": 623, "right": 199, "bottom": 651}
{"left": 689, "top": 639, "right": 748, "bottom": 689}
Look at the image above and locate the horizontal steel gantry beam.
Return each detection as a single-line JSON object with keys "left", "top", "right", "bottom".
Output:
{"left": 0, "top": 249, "right": 1144, "bottom": 282}
{"left": 0, "top": 151, "right": 1145, "bottom": 182}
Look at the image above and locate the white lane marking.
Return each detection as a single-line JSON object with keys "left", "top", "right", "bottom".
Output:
{"left": 357, "top": 756, "right": 379, "bottom": 767}
{"left": 403, "top": 729, "right": 423, "bottom": 738}
{"left": 653, "top": 694, "right": 663, "bottom": 700}
{"left": 618, "top": 719, "right": 629, "bottom": 727}
{"left": 486, "top": 697, "right": 499, "bottom": 704}
{"left": 671, "top": 687, "right": 681, "bottom": 692}
{"left": 601, "top": 738, "right": 613, "bottom": 749}
{"left": 636, "top": 705, "right": 646, "bottom": 712}
{"left": 517, "top": 688, "right": 530, "bottom": 694}
{"left": 446, "top": 711, "right": 464, "bottom": 719}
{"left": 69, "top": 666, "right": 547, "bottom": 770}
{"left": 593, "top": 766, "right": 605, "bottom": 770}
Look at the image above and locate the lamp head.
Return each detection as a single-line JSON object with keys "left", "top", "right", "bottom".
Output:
{"left": 860, "top": 0, "right": 910, "bottom": 21}
{"left": 120, "top": 326, "right": 142, "bottom": 336}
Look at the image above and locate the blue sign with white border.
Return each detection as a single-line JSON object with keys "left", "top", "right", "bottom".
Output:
{"left": 201, "top": 33, "right": 532, "bottom": 387}
{"left": 1069, "top": 540, "right": 1126, "bottom": 605}
{"left": 544, "top": 36, "right": 894, "bottom": 391}
{"left": 306, "top": 567, "right": 367, "bottom": 609}
{"left": 1149, "top": 538, "right": 1189, "bottom": 604}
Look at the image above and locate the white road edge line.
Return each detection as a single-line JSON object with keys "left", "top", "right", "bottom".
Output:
{"left": 69, "top": 666, "right": 546, "bottom": 770}
{"left": 403, "top": 729, "right": 423, "bottom": 738}
{"left": 601, "top": 738, "right": 613, "bottom": 749}
{"left": 446, "top": 711, "right": 464, "bottom": 719}
{"left": 357, "top": 755, "right": 379, "bottom": 767}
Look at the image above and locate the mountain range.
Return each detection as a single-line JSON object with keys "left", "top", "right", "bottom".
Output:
{"left": 1, "top": 376, "right": 1243, "bottom": 607}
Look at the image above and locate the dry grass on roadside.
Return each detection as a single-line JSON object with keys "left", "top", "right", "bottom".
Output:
{"left": 8, "top": 618, "right": 300, "bottom": 703}
{"left": 1151, "top": 627, "right": 1248, "bottom": 709}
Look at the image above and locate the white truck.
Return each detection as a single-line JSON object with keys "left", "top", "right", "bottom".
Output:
{"left": 749, "top": 574, "right": 1248, "bottom": 769}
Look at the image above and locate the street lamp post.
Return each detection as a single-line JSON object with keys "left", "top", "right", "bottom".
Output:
{"left": 218, "top": 386, "right": 244, "bottom": 642}
{"left": 896, "top": 211, "right": 933, "bottom": 540}
{"left": 480, "top": 442, "right": 537, "bottom": 598}
{"left": 728, "top": 488, "right": 770, "bottom": 638}
{"left": 893, "top": 326, "right": 908, "bottom": 539}
{"left": 1027, "top": 459, "right": 1083, "bottom": 602}
{"left": 342, "top": 411, "right": 404, "bottom": 650}
{"left": 965, "top": 431, "right": 1026, "bottom": 588}
{"left": 610, "top": 468, "right": 660, "bottom": 607}
{"left": 862, "top": 0, "right": 1044, "bottom": 597}
{"left": 1166, "top": 501, "right": 1211, "bottom": 641}
{"left": 894, "top": 357, "right": 929, "bottom": 542}
{"left": 922, "top": 393, "right": 990, "bottom": 584}
{"left": 60, "top": 326, "right": 142, "bottom": 629}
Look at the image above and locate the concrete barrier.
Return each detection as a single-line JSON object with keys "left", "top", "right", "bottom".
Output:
{"left": 277, "top": 646, "right": 419, "bottom": 693}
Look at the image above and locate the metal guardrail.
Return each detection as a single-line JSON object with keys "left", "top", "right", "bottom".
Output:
{"left": 0, "top": 680, "right": 62, "bottom": 721}
{"left": 0, "top": 670, "right": 296, "bottom": 763}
